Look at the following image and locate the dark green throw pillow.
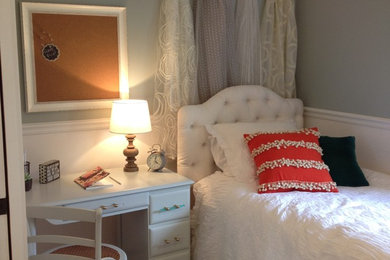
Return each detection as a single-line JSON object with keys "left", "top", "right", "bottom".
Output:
{"left": 319, "top": 136, "right": 369, "bottom": 187}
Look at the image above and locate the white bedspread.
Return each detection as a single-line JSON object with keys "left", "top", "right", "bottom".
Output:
{"left": 192, "top": 169, "right": 390, "bottom": 260}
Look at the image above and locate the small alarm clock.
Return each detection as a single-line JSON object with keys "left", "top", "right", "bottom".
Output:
{"left": 147, "top": 144, "right": 166, "bottom": 172}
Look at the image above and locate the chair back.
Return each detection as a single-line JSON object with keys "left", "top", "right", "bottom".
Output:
{"left": 26, "top": 206, "right": 103, "bottom": 260}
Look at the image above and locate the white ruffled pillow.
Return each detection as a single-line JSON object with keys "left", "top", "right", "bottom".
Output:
{"left": 205, "top": 120, "right": 298, "bottom": 182}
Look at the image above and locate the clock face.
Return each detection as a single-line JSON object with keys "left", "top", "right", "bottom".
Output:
{"left": 147, "top": 153, "right": 165, "bottom": 171}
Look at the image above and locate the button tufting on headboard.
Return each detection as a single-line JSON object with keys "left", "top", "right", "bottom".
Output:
{"left": 177, "top": 85, "right": 303, "bottom": 182}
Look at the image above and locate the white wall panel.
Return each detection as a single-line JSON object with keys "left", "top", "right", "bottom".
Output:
{"left": 305, "top": 107, "right": 390, "bottom": 175}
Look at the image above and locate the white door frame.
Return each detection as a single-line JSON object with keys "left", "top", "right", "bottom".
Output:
{"left": 0, "top": 0, "right": 28, "bottom": 259}
{"left": 0, "top": 77, "right": 10, "bottom": 259}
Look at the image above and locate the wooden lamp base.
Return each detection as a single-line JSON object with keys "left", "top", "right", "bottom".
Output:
{"left": 123, "top": 134, "right": 139, "bottom": 172}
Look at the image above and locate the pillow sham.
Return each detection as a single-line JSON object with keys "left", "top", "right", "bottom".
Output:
{"left": 244, "top": 127, "right": 338, "bottom": 193}
{"left": 206, "top": 120, "right": 298, "bottom": 182}
{"left": 319, "top": 136, "right": 369, "bottom": 187}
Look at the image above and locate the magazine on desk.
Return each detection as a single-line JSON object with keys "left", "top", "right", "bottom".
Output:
{"left": 74, "top": 166, "right": 113, "bottom": 190}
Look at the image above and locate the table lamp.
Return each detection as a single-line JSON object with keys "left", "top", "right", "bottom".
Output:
{"left": 109, "top": 100, "right": 152, "bottom": 172}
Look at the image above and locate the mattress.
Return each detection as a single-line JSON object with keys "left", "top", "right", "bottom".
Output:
{"left": 191, "top": 169, "right": 390, "bottom": 260}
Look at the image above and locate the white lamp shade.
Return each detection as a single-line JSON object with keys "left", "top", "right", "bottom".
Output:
{"left": 109, "top": 100, "right": 152, "bottom": 134}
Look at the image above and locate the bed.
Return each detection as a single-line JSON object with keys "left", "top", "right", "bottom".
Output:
{"left": 177, "top": 85, "right": 390, "bottom": 260}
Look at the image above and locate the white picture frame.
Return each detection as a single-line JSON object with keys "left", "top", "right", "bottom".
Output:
{"left": 21, "top": 2, "right": 129, "bottom": 112}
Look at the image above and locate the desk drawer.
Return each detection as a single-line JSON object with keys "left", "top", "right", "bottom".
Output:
{"left": 149, "top": 220, "right": 190, "bottom": 257}
{"left": 66, "top": 192, "right": 148, "bottom": 216}
{"left": 149, "top": 188, "right": 190, "bottom": 224}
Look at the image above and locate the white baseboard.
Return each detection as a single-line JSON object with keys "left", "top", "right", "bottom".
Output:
{"left": 304, "top": 107, "right": 390, "bottom": 174}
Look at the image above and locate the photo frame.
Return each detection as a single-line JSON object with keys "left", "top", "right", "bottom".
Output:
{"left": 21, "top": 3, "right": 128, "bottom": 112}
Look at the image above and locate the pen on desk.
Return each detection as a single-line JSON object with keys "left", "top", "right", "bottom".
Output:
{"left": 109, "top": 176, "right": 121, "bottom": 185}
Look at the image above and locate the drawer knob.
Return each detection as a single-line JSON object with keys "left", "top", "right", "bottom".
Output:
{"left": 100, "top": 203, "right": 119, "bottom": 210}
{"left": 164, "top": 239, "right": 170, "bottom": 244}
{"left": 159, "top": 204, "right": 185, "bottom": 213}
{"left": 174, "top": 237, "right": 180, "bottom": 242}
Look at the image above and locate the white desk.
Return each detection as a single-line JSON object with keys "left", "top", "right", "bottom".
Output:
{"left": 26, "top": 165, "right": 194, "bottom": 260}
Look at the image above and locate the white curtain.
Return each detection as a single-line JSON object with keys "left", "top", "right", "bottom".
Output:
{"left": 261, "top": 0, "right": 297, "bottom": 98}
{"left": 152, "top": 0, "right": 197, "bottom": 159}
{"left": 235, "top": 0, "right": 262, "bottom": 85}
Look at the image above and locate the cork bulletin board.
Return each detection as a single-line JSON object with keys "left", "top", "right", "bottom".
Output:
{"left": 21, "top": 3, "right": 128, "bottom": 112}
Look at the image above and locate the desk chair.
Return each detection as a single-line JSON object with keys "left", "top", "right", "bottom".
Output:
{"left": 27, "top": 206, "right": 127, "bottom": 260}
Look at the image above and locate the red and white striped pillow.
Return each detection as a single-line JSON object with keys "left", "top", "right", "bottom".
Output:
{"left": 244, "top": 127, "right": 338, "bottom": 194}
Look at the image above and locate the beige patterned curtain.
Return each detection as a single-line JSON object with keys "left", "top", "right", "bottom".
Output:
{"left": 261, "top": 0, "right": 297, "bottom": 98}
{"left": 152, "top": 0, "right": 197, "bottom": 159}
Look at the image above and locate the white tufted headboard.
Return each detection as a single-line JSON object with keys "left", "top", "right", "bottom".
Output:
{"left": 177, "top": 85, "right": 304, "bottom": 182}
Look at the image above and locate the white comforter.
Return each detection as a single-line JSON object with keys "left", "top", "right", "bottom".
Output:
{"left": 192, "top": 169, "right": 390, "bottom": 260}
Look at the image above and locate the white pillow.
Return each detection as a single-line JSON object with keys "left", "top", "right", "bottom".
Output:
{"left": 205, "top": 120, "right": 298, "bottom": 182}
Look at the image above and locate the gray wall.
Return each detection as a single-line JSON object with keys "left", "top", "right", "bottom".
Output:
{"left": 16, "top": 0, "right": 161, "bottom": 123}
{"left": 20, "top": 0, "right": 390, "bottom": 122}
{"left": 296, "top": 0, "right": 390, "bottom": 119}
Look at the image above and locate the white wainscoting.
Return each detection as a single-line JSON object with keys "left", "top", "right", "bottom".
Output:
{"left": 23, "top": 108, "right": 390, "bottom": 178}
{"left": 304, "top": 107, "right": 390, "bottom": 175}
{"left": 23, "top": 118, "right": 157, "bottom": 178}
